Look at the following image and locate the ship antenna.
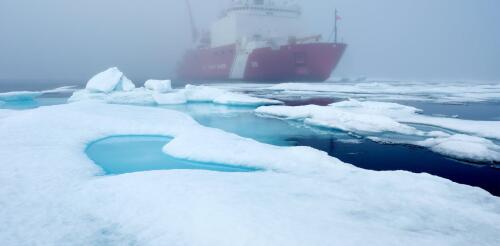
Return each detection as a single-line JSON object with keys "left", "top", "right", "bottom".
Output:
{"left": 185, "top": 0, "right": 198, "bottom": 43}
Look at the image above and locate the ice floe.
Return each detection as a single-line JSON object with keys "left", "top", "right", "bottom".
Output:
{"left": 268, "top": 81, "right": 500, "bottom": 103}
{"left": 0, "top": 91, "right": 42, "bottom": 101}
{"left": 257, "top": 99, "right": 500, "bottom": 163}
{"left": 0, "top": 86, "right": 76, "bottom": 102}
{"left": 183, "top": 85, "right": 282, "bottom": 106}
{"left": 0, "top": 101, "right": 499, "bottom": 245}
{"left": 210, "top": 80, "right": 500, "bottom": 103}
{"left": 417, "top": 134, "right": 500, "bottom": 163}
{"left": 85, "top": 67, "right": 135, "bottom": 93}
{"left": 145, "top": 79, "right": 172, "bottom": 93}
{"left": 70, "top": 69, "right": 281, "bottom": 106}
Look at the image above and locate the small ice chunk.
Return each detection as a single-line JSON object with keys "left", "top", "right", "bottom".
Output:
{"left": 85, "top": 67, "right": 135, "bottom": 93}
{"left": 153, "top": 91, "right": 187, "bottom": 105}
{"left": 417, "top": 134, "right": 500, "bottom": 162}
{"left": 145, "top": 80, "right": 172, "bottom": 93}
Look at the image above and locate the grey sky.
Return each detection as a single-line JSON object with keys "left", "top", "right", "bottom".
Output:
{"left": 0, "top": 0, "right": 499, "bottom": 82}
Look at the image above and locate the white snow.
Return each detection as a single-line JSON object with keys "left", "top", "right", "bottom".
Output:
{"left": 145, "top": 79, "right": 172, "bottom": 93}
{"left": 153, "top": 91, "right": 187, "bottom": 105}
{"left": 184, "top": 85, "right": 226, "bottom": 102}
{"left": 0, "top": 101, "right": 499, "bottom": 245}
{"left": 257, "top": 99, "right": 500, "bottom": 162}
{"left": 85, "top": 67, "right": 136, "bottom": 93}
{"left": 0, "top": 109, "right": 16, "bottom": 119}
{"left": 417, "top": 134, "right": 500, "bottom": 162}
{"left": 69, "top": 88, "right": 156, "bottom": 105}
{"left": 256, "top": 102, "right": 418, "bottom": 135}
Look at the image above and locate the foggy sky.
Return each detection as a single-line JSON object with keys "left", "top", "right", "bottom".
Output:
{"left": 0, "top": 0, "right": 499, "bottom": 82}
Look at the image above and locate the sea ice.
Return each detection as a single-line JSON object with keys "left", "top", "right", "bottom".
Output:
{"left": 71, "top": 79, "right": 281, "bottom": 106}
{"left": 184, "top": 85, "right": 226, "bottom": 102}
{"left": 417, "top": 134, "right": 500, "bottom": 163}
{"left": 265, "top": 80, "right": 500, "bottom": 103}
{"left": 153, "top": 91, "right": 187, "bottom": 105}
{"left": 183, "top": 85, "right": 282, "bottom": 106}
{"left": 257, "top": 99, "right": 500, "bottom": 162}
{"left": 0, "top": 91, "right": 43, "bottom": 101}
{"left": 69, "top": 88, "right": 156, "bottom": 105}
{"left": 145, "top": 79, "right": 172, "bottom": 93}
{"left": 85, "top": 67, "right": 135, "bottom": 93}
{"left": 0, "top": 101, "right": 499, "bottom": 245}
{"left": 256, "top": 103, "right": 418, "bottom": 135}
{"left": 212, "top": 80, "right": 500, "bottom": 103}
{"left": 0, "top": 86, "right": 76, "bottom": 102}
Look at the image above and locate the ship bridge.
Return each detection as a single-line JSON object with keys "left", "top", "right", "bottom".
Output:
{"left": 210, "top": 0, "right": 305, "bottom": 47}
{"left": 224, "top": 0, "right": 301, "bottom": 18}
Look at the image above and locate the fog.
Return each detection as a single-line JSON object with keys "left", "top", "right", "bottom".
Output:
{"left": 0, "top": 0, "right": 499, "bottom": 82}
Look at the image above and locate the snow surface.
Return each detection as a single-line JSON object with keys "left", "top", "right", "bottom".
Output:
{"left": 257, "top": 100, "right": 500, "bottom": 162}
{"left": 85, "top": 67, "right": 135, "bottom": 93}
{"left": 153, "top": 91, "right": 187, "bottom": 105}
{"left": 145, "top": 79, "right": 172, "bottom": 93}
{"left": 417, "top": 134, "right": 500, "bottom": 163}
{"left": 0, "top": 101, "right": 499, "bottom": 245}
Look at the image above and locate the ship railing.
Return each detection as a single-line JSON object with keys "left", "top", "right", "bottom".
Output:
{"left": 225, "top": 3, "right": 301, "bottom": 16}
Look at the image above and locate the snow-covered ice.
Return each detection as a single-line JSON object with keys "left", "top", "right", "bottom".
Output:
{"left": 268, "top": 81, "right": 500, "bottom": 103}
{"left": 153, "top": 91, "right": 187, "bottom": 105}
{"left": 145, "top": 79, "right": 172, "bottom": 93}
{"left": 85, "top": 67, "right": 135, "bottom": 93}
{"left": 257, "top": 99, "right": 500, "bottom": 162}
{"left": 183, "top": 85, "right": 282, "bottom": 106}
{"left": 0, "top": 101, "right": 499, "bottom": 245}
{"left": 209, "top": 80, "right": 500, "bottom": 103}
{"left": 71, "top": 71, "right": 281, "bottom": 107}
{"left": 417, "top": 134, "right": 500, "bottom": 163}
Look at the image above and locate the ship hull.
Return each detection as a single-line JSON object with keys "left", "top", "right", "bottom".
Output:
{"left": 177, "top": 43, "right": 346, "bottom": 82}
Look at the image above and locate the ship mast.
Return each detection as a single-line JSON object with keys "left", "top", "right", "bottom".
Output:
{"left": 185, "top": 0, "right": 198, "bottom": 43}
{"left": 334, "top": 8, "right": 338, "bottom": 43}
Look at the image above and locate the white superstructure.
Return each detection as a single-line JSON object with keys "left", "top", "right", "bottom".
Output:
{"left": 210, "top": 0, "right": 304, "bottom": 47}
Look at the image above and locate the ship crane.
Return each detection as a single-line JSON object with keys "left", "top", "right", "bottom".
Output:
{"left": 185, "top": 0, "right": 198, "bottom": 43}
